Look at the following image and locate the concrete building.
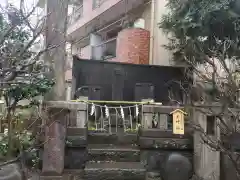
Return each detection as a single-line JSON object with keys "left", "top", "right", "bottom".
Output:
{"left": 66, "top": 0, "right": 171, "bottom": 64}
{"left": 67, "top": 0, "right": 172, "bottom": 79}
{"left": 37, "top": 0, "right": 172, "bottom": 98}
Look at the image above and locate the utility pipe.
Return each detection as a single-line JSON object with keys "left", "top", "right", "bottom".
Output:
{"left": 149, "top": 0, "right": 155, "bottom": 65}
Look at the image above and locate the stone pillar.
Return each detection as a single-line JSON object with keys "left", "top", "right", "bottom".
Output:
{"left": 66, "top": 85, "right": 72, "bottom": 101}
{"left": 71, "top": 70, "right": 77, "bottom": 99}
{"left": 143, "top": 112, "right": 153, "bottom": 129}
{"left": 142, "top": 99, "right": 154, "bottom": 129}
{"left": 159, "top": 114, "right": 168, "bottom": 130}
{"left": 42, "top": 107, "right": 69, "bottom": 175}
{"left": 76, "top": 102, "right": 88, "bottom": 128}
{"left": 193, "top": 107, "right": 220, "bottom": 180}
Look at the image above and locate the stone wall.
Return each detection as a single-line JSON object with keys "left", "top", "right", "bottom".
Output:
{"left": 39, "top": 128, "right": 193, "bottom": 180}
{"left": 39, "top": 102, "right": 234, "bottom": 180}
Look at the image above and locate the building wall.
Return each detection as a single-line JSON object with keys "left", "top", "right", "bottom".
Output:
{"left": 81, "top": 45, "right": 92, "bottom": 59}
{"left": 141, "top": 1, "right": 172, "bottom": 66}
{"left": 68, "top": 0, "right": 172, "bottom": 67}
{"left": 72, "top": 44, "right": 81, "bottom": 57}
{"left": 141, "top": 3, "right": 151, "bottom": 32}
{"left": 67, "top": 0, "right": 122, "bottom": 35}
{"left": 153, "top": 0, "right": 172, "bottom": 66}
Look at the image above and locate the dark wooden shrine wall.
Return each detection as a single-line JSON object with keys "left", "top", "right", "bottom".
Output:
{"left": 72, "top": 56, "right": 191, "bottom": 104}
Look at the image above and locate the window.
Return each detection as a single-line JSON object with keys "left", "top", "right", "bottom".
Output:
{"left": 68, "top": 4, "right": 83, "bottom": 25}
{"left": 207, "top": 116, "right": 215, "bottom": 135}
{"left": 92, "top": 0, "right": 108, "bottom": 9}
{"left": 92, "top": 0, "right": 98, "bottom": 9}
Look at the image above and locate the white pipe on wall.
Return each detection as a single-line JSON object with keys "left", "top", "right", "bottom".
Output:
{"left": 149, "top": 0, "right": 155, "bottom": 65}
{"left": 66, "top": 86, "right": 72, "bottom": 100}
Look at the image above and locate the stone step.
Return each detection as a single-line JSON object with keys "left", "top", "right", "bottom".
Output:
{"left": 84, "top": 162, "right": 146, "bottom": 180}
{"left": 88, "top": 132, "right": 138, "bottom": 145}
{"left": 88, "top": 144, "right": 140, "bottom": 162}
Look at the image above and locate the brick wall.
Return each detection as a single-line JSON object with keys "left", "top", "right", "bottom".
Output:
{"left": 114, "top": 28, "right": 150, "bottom": 65}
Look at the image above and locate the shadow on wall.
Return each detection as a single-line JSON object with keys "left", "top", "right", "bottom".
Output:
{"left": 72, "top": 57, "right": 191, "bottom": 104}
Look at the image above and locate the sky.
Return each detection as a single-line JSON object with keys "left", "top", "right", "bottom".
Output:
{"left": 1, "top": 0, "right": 37, "bottom": 9}
{"left": 0, "top": 0, "right": 45, "bottom": 51}
{"left": 0, "top": 0, "right": 72, "bottom": 51}
{"left": 0, "top": 0, "right": 44, "bottom": 19}
{"left": 2, "top": 0, "right": 46, "bottom": 29}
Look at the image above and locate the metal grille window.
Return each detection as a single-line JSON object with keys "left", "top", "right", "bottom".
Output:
{"left": 92, "top": 0, "right": 108, "bottom": 9}
{"left": 68, "top": 5, "right": 83, "bottom": 25}
{"left": 92, "top": 38, "right": 117, "bottom": 60}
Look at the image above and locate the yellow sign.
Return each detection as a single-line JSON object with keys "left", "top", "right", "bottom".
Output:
{"left": 170, "top": 109, "right": 187, "bottom": 135}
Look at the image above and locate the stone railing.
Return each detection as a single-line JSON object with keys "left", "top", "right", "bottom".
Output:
{"left": 39, "top": 102, "right": 223, "bottom": 180}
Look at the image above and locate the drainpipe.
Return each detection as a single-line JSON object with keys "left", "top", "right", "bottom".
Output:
{"left": 149, "top": 0, "right": 155, "bottom": 65}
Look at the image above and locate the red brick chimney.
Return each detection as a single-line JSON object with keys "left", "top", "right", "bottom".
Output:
{"left": 113, "top": 28, "right": 150, "bottom": 64}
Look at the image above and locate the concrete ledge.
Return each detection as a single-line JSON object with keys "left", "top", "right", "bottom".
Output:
{"left": 66, "top": 136, "right": 87, "bottom": 147}
{"left": 40, "top": 170, "right": 84, "bottom": 180}
{"left": 39, "top": 128, "right": 88, "bottom": 143}
{"left": 40, "top": 176, "right": 63, "bottom": 180}
{"left": 142, "top": 105, "right": 184, "bottom": 113}
{"left": 44, "top": 101, "right": 87, "bottom": 110}
{"left": 84, "top": 162, "right": 145, "bottom": 180}
{"left": 88, "top": 132, "right": 138, "bottom": 145}
{"left": 67, "top": 127, "right": 87, "bottom": 136}
{"left": 138, "top": 137, "right": 193, "bottom": 150}
{"left": 88, "top": 145, "right": 140, "bottom": 162}
{"left": 139, "top": 129, "right": 192, "bottom": 139}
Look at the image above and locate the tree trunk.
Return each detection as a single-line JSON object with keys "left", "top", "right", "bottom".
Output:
{"left": 42, "top": 0, "right": 69, "bottom": 175}
{"left": 44, "top": 0, "right": 69, "bottom": 101}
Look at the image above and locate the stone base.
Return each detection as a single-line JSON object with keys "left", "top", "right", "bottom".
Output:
{"left": 40, "top": 176, "right": 63, "bottom": 180}
{"left": 65, "top": 147, "right": 88, "bottom": 169}
{"left": 88, "top": 144, "right": 140, "bottom": 162}
{"left": 40, "top": 176, "right": 82, "bottom": 180}
{"left": 40, "top": 170, "right": 83, "bottom": 180}
{"left": 88, "top": 132, "right": 138, "bottom": 145}
{"left": 42, "top": 119, "right": 67, "bottom": 174}
{"left": 84, "top": 162, "right": 145, "bottom": 180}
{"left": 141, "top": 150, "right": 193, "bottom": 169}
{"left": 0, "top": 163, "right": 22, "bottom": 180}
{"left": 146, "top": 172, "right": 162, "bottom": 180}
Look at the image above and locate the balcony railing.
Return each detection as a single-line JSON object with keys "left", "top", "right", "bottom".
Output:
{"left": 92, "top": 0, "right": 109, "bottom": 9}
{"left": 92, "top": 38, "right": 117, "bottom": 60}
{"left": 68, "top": 5, "right": 83, "bottom": 25}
